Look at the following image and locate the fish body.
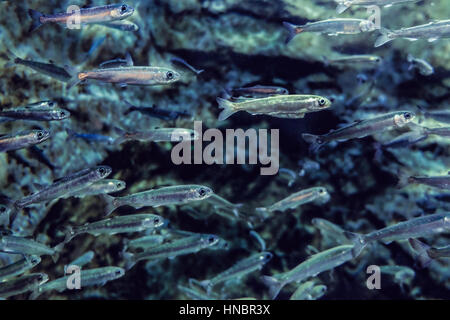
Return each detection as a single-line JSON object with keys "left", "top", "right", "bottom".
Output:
{"left": 100, "top": 20, "right": 139, "bottom": 32}
{"left": 65, "top": 251, "right": 95, "bottom": 273}
{"left": 302, "top": 111, "right": 415, "bottom": 151}
{"left": 257, "top": 187, "right": 330, "bottom": 215}
{"left": 199, "top": 252, "right": 273, "bottom": 295}
{"left": 63, "top": 179, "right": 126, "bottom": 198}
{"left": 123, "top": 234, "right": 223, "bottom": 269}
{"left": 114, "top": 128, "right": 198, "bottom": 145}
{"left": 63, "top": 214, "right": 164, "bottom": 243}
{"left": 124, "top": 235, "right": 165, "bottom": 250}
{"left": 335, "top": 0, "right": 418, "bottom": 14}
{"left": 324, "top": 55, "right": 383, "bottom": 68}
{"left": 0, "top": 104, "right": 70, "bottom": 121}
{"left": 399, "top": 174, "right": 450, "bottom": 190}
{"left": 262, "top": 244, "right": 361, "bottom": 299}
{"left": 15, "top": 166, "right": 112, "bottom": 209}
{"left": 217, "top": 94, "right": 331, "bottom": 121}
{"left": 0, "top": 236, "right": 59, "bottom": 260}
{"left": 30, "top": 267, "right": 125, "bottom": 299}
{"left": 375, "top": 20, "right": 450, "bottom": 47}
{"left": 0, "top": 273, "right": 48, "bottom": 298}
{"left": 68, "top": 66, "right": 180, "bottom": 88}
{"left": 6, "top": 53, "right": 72, "bottom": 82}
{"left": 283, "top": 19, "right": 377, "bottom": 44}
{"left": 348, "top": 213, "right": 450, "bottom": 246}
{"left": 29, "top": 4, "right": 134, "bottom": 31}
{"left": 0, "top": 130, "right": 50, "bottom": 153}
{"left": 421, "top": 110, "right": 450, "bottom": 124}
{"left": 103, "top": 185, "right": 212, "bottom": 216}
{"left": 0, "top": 255, "right": 41, "bottom": 282}
{"left": 67, "top": 130, "right": 115, "bottom": 144}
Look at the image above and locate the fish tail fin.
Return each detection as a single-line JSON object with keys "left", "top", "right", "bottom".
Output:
{"left": 28, "top": 9, "right": 44, "bottom": 32}
{"left": 63, "top": 226, "right": 76, "bottom": 243}
{"left": 64, "top": 65, "right": 81, "bottom": 89}
{"left": 282, "top": 22, "right": 302, "bottom": 44}
{"left": 374, "top": 28, "right": 395, "bottom": 48}
{"left": 396, "top": 169, "right": 413, "bottom": 188}
{"left": 261, "top": 275, "right": 284, "bottom": 299}
{"left": 65, "top": 128, "right": 77, "bottom": 141}
{"left": 343, "top": 231, "right": 367, "bottom": 257}
{"left": 122, "top": 251, "right": 136, "bottom": 270}
{"left": 302, "top": 133, "right": 325, "bottom": 153}
{"left": 102, "top": 194, "right": 118, "bottom": 216}
{"left": 336, "top": 2, "right": 350, "bottom": 14}
{"left": 4, "top": 49, "right": 21, "bottom": 68}
{"left": 217, "top": 97, "right": 237, "bottom": 121}
{"left": 51, "top": 241, "right": 65, "bottom": 263}
{"left": 408, "top": 238, "right": 433, "bottom": 268}
{"left": 198, "top": 280, "right": 213, "bottom": 295}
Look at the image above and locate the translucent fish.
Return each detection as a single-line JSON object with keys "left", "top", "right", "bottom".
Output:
{"left": 64, "top": 251, "right": 95, "bottom": 273}
{"left": 0, "top": 255, "right": 41, "bottom": 282}
{"left": 0, "top": 235, "right": 62, "bottom": 262}
{"left": 0, "top": 273, "right": 48, "bottom": 298}
{"left": 102, "top": 185, "right": 213, "bottom": 216}
{"left": 63, "top": 214, "right": 164, "bottom": 243}
{"left": 217, "top": 94, "right": 331, "bottom": 121}
{"left": 407, "top": 54, "right": 434, "bottom": 76}
{"left": 0, "top": 130, "right": 51, "bottom": 153}
{"left": 335, "top": 0, "right": 419, "bottom": 14}
{"left": 63, "top": 179, "right": 126, "bottom": 199}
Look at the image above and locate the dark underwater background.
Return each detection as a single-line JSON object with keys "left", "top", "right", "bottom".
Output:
{"left": 0, "top": 0, "right": 449, "bottom": 299}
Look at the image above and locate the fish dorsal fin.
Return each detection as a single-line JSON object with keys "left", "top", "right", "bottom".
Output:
{"left": 125, "top": 52, "right": 134, "bottom": 67}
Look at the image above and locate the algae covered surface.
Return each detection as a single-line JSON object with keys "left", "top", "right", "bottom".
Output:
{"left": 0, "top": 0, "right": 449, "bottom": 300}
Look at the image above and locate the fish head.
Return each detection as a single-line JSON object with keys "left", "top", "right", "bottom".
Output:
{"left": 259, "top": 252, "right": 273, "bottom": 264}
{"left": 359, "top": 20, "right": 377, "bottom": 32}
{"left": 94, "top": 165, "right": 112, "bottom": 179}
{"left": 194, "top": 186, "right": 213, "bottom": 200}
{"left": 111, "top": 4, "right": 134, "bottom": 19}
{"left": 50, "top": 108, "right": 71, "bottom": 120}
{"left": 114, "top": 180, "right": 126, "bottom": 192}
{"left": 277, "top": 88, "right": 289, "bottom": 95}
{"left": 40, "top": 100, "right": 58, "bottom": 108}
{"left": 394, "top": 111, "right": 416, "bottom": 127}
{"left": 315, "top": 187, "right": 331, "bottom": 203}
{"left": 200, "top": 234, "right": 220, "bottom": 247}
{"left": 310, "top": 96, "right": 332, "bottom": 111}
{"left": 111, "top": 267, "right": 126, "bottom": 279}
{"left": 154, "top": 68, "right": 182, "bottom": 85}
{"left": 27, "top": 255, "right": 42, "bottom": 266}
{"left": 147, "top": 214, "right": 164, "bottom": 229}
{"left": 33, "top": 129, "right": 51, "bottom": 143}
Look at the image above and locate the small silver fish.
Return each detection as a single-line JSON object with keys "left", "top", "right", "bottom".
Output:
{"left": 407, "top": 54, "right": 434, "bottom": 76}
{"left": 324, "top": 55, "right": 383, "bottom": 68}
{"left": 100, "top": 20, "right": 139, "bottom": 32}
{"left": 205, "top": 193, "right": 243, "bottom": 218}
{"left": 123, "top": 233, "right": 223, "bottom": 269}
{"left": 198, "top": 252, "right": 273, "bottom": 295}
{"left": 346, "top": 212, "right": 450, "bottom": 248}
{"left": 225, "top": 85, "right": 289, "bottom": 99}
{"left": 0, "top": 236, "right": 62, "bottom": 262}
{"left": 0, "top": 273, "right": 48, "bottom": 298}
{"left": 283, "top": 19, "right": 377, "bottom": 44}
{"left": 114, "top": 128, "right": 199, "bottom": 145}
{"left": 262, "top": 244, "right": 363, "bottom": 299}
{"left": 103, "top": 185, "right": 213, "bottom": 216}
{"left": 375, "top": 20, "right": 450, "bottom": 47}
{"left": 30, "top": 267, "right": 125, "bottom": 299}
{"left": 256, "top": 187, "right": 330, "bottom": 215}
{"left": 15, "top": 166, "right": 112, "bottom": 209}
{"left": 335, "top": 0, "right": 419, "bottom": 14}
{"left": 398, "top": 172, "right": 450, "bottom": 190}
{"left": 217, "top": 94, "right": 332, "bottom": 121}
{"left": 29, "top": 4, "right": 134, "bottom": 32}
{"left": 67, "top": 66, "right": 181, "bottom": 89}
{"left": 63, "top": 214, "right": 164, "bottom": 243}
{"left": 5, "top": 50, "right": 72, "bottom": 82}
{"left": 63, "top": 179, "right": 126, "bottom": 199}
{"left": 123, "top": 235, "right": 165, "bottom": 251}
{"left": 0, "top": 255, "right": 41, "bottom": 282}
{"left": 0, "top": 130, "right": 50, "bottom": 153}
{"left": 0, "top": 103, "right": 70, "bottom": 121}
{"left": 302, "top": 111, "right": 415, "bottom": 152}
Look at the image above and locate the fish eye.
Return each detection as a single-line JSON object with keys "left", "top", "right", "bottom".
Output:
{"left": 166, "top": 71, "right": 174, "bottom": 80}
{"left": 37, "top": 131, "right": 44, "bottom": 139}
{"left": 98, "top": 167, "right": 106, "bottom": 175}
{"left": 263, "top": 253, "right": 272, "bottom": 261}
{"left": 318, "top": 98, "right": 326, "bottom": 106}
{"left": 404, "top": 112, "right": 412, "bottom": 120}
{"left": 198, "top": 188, "right": 208, "bottom": 197}
{"left": 117, "top": 182, "right": 123, "bottom": 188}
{"left": 48, "top": 102, "right": 54, "bottom": 107}
{"left": 121, "top": 5, "right": 128, "bottom": 13}
{"left": 153, "top": 217, "right": 161, "bottom": 225}
{"left": 207, "top": 236, "right": 216, "bottom": 244}
{"left": 115, "top": 269, "right": 123, "bottom": 276}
